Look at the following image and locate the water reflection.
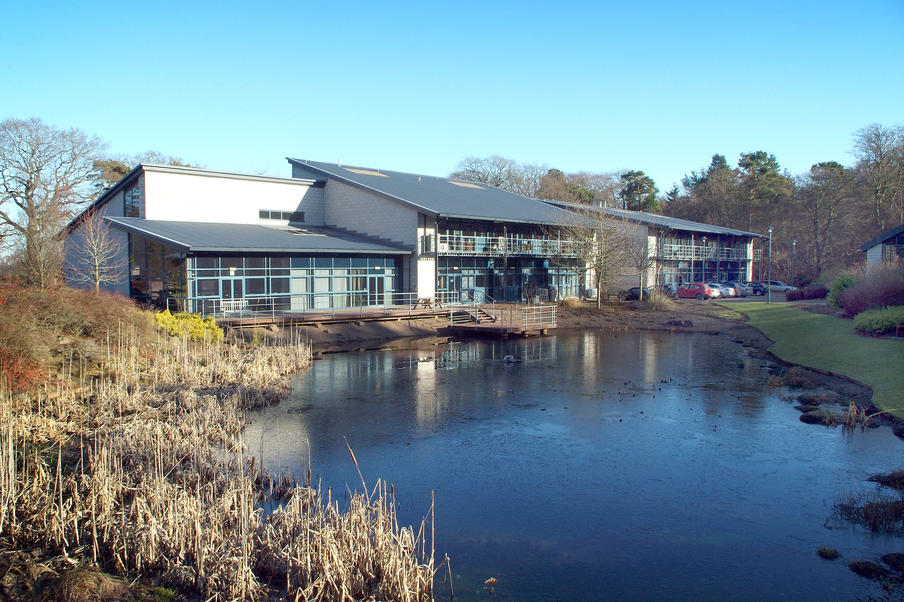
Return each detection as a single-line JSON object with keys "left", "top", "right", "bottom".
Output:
{"left": 245, "top": 331, "right": 900, "bottom": 600}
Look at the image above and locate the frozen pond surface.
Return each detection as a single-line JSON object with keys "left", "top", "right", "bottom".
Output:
{"left": 245, "top": 331, "right": 902, "bottom": 600}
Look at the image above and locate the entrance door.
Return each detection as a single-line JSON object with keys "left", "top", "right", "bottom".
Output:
{"left": 368, "top": 275, "right": 385, "bottom": 306}
{"left": 220, "top": 278, "right": 243, "bottom": 312}
{"left": 446, "top": 273, "right": 462, "bottom": 302}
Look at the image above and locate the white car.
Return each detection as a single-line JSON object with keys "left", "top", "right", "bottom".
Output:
{"left": 706, "top": 282, "right": 730, "bottom": 298}
{"left": 763, "top": 280, "right": 797, "bottom": 292}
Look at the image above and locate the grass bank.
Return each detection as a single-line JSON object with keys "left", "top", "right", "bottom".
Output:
{"left": 729, "top": 302, "right": 904, "bottom": 418}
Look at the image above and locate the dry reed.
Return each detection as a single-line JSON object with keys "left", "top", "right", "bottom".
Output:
{"left": 0, "top": 328, "right": 435, "bottom": 600}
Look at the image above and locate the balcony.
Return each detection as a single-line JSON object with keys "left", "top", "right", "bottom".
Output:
{"left": 658, "top": 243, "right": 750, "bottom": 262}
{"left": 436, "top": 234, "right": 578, "bottom": 258}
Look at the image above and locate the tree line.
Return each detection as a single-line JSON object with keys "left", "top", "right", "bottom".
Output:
{"left": 2, "top": 116, "right": 901, "bottom": 290}
{"left": 452, "top": 123, "right": 904, "bottom": 285}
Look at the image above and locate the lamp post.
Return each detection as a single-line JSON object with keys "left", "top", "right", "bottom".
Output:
{"left": 767, "top": 227, "right": 773, "bottom": 304}
{"left": 702, "top": 236, "right": 707, "bottom": 281}
{"left": 791, "top": 239, "right": 797, "bottom": 286}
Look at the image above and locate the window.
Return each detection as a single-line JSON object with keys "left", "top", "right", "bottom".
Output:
{"left": 124, "top": 181, "right": 143, "bottom": 217}
{"left": 259, "top": 209, "right": 304, "bottom": 222}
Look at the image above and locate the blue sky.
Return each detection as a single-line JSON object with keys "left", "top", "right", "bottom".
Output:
{"left": 3, "top": 1, "right": 902, "bottom": 192}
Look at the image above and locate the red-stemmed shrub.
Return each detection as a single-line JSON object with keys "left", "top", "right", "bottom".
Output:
{"left": 836, "top": 264, "right": 904, "bottom": 317}
{"left": 786, "top": 284, "right": 829, "bottom": 301}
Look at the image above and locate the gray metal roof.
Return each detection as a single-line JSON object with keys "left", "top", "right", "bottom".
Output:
{"left": 106, "top": 218, "right": 410, "bottom": 254}
{"left": 287, "top": 158, "right": 581, "bottom": 225}
{"left": 861, "top": 223, "right": 904, "bottom": 251}
{"left": 545, "top": 201, "right": 766, "bottom": 238}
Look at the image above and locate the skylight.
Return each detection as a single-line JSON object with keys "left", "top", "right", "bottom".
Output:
{"left": 449, "top": 181, "right": 484, "bottom": 190}
{"left": 344, "top": 167, "right": 389, "bottom": 177}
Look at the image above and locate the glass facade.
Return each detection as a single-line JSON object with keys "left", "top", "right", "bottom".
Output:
{"left": 435, "top": 219, "right": 581, "bottom": 302}
{"left": 188, "top": 253, "right": 399, "bottom": 314}
{"left": 437, "top": 256, "right": 579, "bottom": 303}
{"left": 656, "top": 233, "right": 750, "bottom": 285}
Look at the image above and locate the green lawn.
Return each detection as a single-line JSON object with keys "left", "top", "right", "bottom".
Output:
{"left": 729, "top": 302, "right": 904, "bottom": 417}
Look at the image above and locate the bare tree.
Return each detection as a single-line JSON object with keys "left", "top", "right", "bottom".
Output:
{"left": 66, "top": 210, "right": 126, "bottom": 293}
{"left": 549, "top": 207, "right": 628, "bottom": 308}
{"left": 793, "top": 161, "right": 855, "bottom": 278}
{"left": 622, "top": 225, "right": 656, "bottom": 299}
{"left": 0, "top": 118, "right": 105, "bottom": 286}
{"left": 450, "top": 155, "right": 546, "bottom": 198}
{"left": 852, "top": 123, "right": 904, "bottom": 232}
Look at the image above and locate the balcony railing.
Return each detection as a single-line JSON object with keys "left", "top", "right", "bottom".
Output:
{"left": 658, "top": 243, "right": 750, "bottom": 261}
{"left": 161, "top": 291, "right": 467, "bottom": 319}
{"left": 437, "top": 234, "right": 578, "bottom": 258}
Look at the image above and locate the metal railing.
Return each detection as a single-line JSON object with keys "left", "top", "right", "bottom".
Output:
{"left": 437, "top": 234, "right": 578, "bottom": 258}
{"left": 449, "top": 303, "right": 556, "bottom": 329}
{"left": 658, "top": 243, "right": 750, "bottom": 261}
{"left": 163, "top": 290, "right": 468, "bottom": 320}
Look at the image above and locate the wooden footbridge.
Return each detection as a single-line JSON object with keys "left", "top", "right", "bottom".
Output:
{"left": 448, "top": 304, "right": 557, "bottom": 338}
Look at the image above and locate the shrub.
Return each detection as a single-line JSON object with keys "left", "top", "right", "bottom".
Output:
{"left": 853, "top": 305, "right": 904, "bottom": 336}
{"left": 828, "top": 271, "right": 858, "bottom": 307}
{"left": 154, "top": 309, "right": 223, "bottom": 342}
{"left": 786, "top": 284, "right": 828, "bottom": 301}
{"left": 837, "top": 264, "right": 904, "bottom": 316}
{"left": 0, "top": 286, "right": 154, "bottom": 392}
{"left": 647, "top": 289, "right": 676, "bottom": 310}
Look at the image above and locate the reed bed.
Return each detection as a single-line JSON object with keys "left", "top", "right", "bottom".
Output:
{"left": 0, "top": 329, "right": 435, "bottom": 600}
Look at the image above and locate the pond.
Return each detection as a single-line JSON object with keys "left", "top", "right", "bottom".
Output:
{"left": 245, "top": 331, "right": 902, "bottom": 600}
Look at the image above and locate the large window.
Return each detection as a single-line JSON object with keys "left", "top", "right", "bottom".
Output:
{"left": 123, "top": 180, "right": 143, "bottom": 218}
{"left": 186, "top": 254, "right": 399, "bottom": 312}
{"left": 128, "top": 234, "right": 186, "bottom": 308}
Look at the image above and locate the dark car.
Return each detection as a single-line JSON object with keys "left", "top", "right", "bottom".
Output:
{"left": 747, "top": 282, "right": 767, "bottom": 296}
{"left": 618, "top": 287, "right": 650, "bottom": 301}
{"left": 655, "top": 284, "right": 678, "bottom": 299}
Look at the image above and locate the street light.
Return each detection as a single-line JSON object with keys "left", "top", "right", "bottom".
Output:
{"left": 767, "top": 227, "right": 773, "bottom": 304}
{"left": 702, "top": 236, "right": 707, "bottom": 281}
{"left": 791, "top": 239, "right": 797, "bottom": 286}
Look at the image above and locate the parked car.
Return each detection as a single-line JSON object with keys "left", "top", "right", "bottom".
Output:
{"left": 677, "top": 282, "right": 718, "bottom": 300}
{"left": 726, "top": 281, "right": 749, "bottom": 297}
{"left": 655, "top": 283, "right": 678, "bottom": 299}
{"left": 618, "top": 286, "right": 650, "bottom": 301}
{"left": 715, "top": 282, "right": 738, "bottom": 297}
{"left": 763, "top": 280, "right": 797, "bottom": 292}
{"left": 707, "top": 282, "right": 732, "bottom": 298}
{"left": 746, "top": 282, "right": 767, "bottom": 296}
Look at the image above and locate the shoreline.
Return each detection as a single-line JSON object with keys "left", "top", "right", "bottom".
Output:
{"left": 243, "top": 300, "right": 898, "bottom": 436}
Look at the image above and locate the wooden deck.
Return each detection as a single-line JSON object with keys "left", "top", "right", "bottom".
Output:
{"left": 449, "top": 321, "right": 555, "bottom": 338}
{"left": 448, "top": 305, "right": 557, "bottom": 338}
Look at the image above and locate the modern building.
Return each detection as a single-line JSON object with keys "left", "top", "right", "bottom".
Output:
{"left": 861, "top": 223, "right": 904, "bottom": 272}
{"left": 546, "top": 202, "right": 764, "bottom": 286}
{"left": 65, "top": 161, "right": 585, "bottom": 313}
{"left": 64, "top": 159, "right": 764, "bottom": 313}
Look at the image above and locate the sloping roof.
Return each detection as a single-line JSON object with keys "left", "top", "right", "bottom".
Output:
{"left": 545, "top": 200, "right": 766, "bottom": 238}
{"left": 287, "top": 158, "right": 581, "bottom": 225}
{"left": 106, "top": 218, "right": 409, "bottom": 254}
{"left": 861, "top": 223, "right": 904, "bottom": 251}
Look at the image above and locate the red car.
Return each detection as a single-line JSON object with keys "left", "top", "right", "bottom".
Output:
{"left": 676, "top": 282, "right": 718, "bottom": 300}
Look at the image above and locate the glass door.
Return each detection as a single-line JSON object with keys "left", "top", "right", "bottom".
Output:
{"left": 368, "top": 275, "right": 385, "bottom": 306}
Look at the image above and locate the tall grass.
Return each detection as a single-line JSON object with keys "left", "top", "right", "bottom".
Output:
{"left": 0, "top": 329, "right": 435, "bottom": 600}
